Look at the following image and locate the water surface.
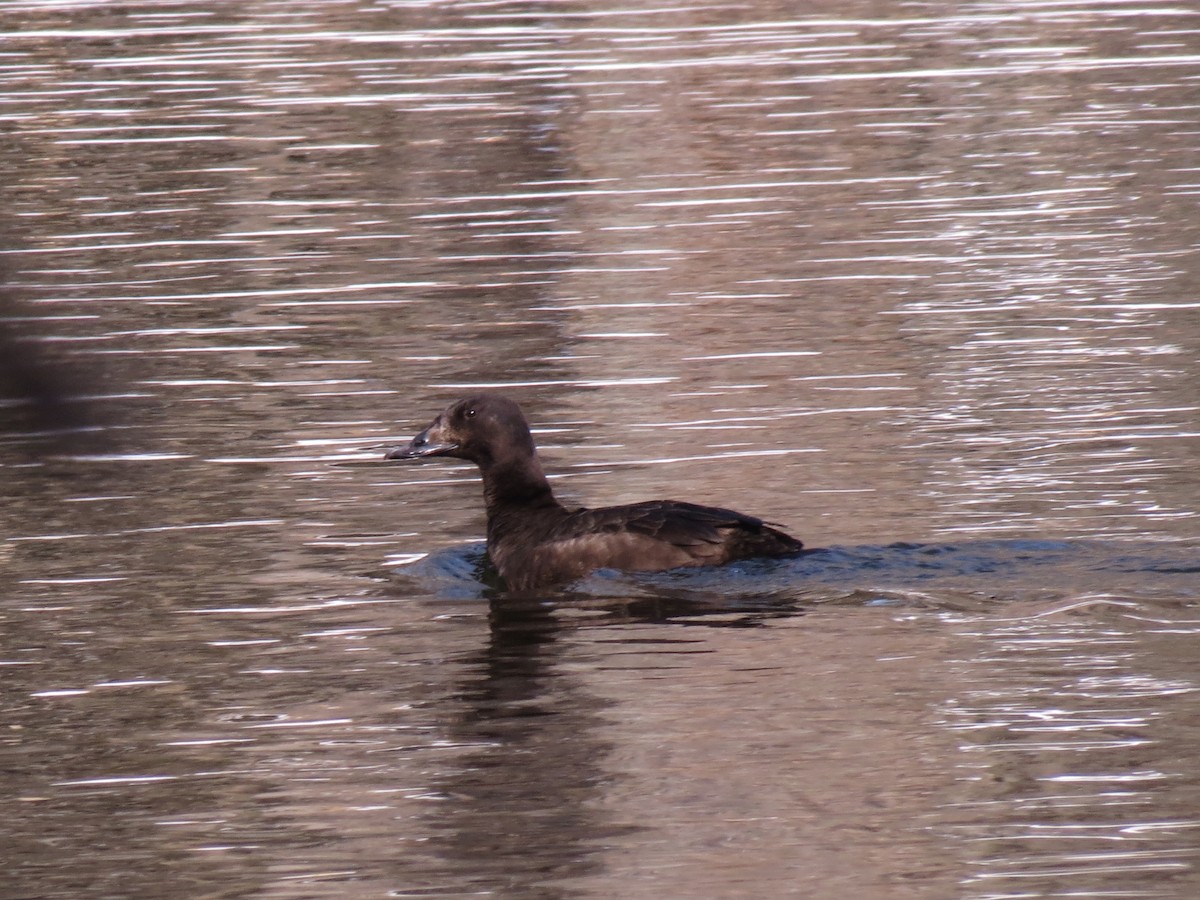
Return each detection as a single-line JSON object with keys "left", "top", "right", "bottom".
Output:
{"left": 2, "top": 2, "right": 1199, "bottom": 897}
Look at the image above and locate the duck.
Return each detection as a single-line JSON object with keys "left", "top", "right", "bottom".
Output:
{"left": 385, "top": 394, "right": 805, "bottom": 591}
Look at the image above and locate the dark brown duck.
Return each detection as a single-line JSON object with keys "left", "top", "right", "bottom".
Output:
{"left": 385, "top": 394, "right": 805, "bottom": 591}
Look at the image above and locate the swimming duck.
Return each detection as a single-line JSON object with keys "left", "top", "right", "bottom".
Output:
{"left": 386, "top": 394, "right": 804, "bottom": 590}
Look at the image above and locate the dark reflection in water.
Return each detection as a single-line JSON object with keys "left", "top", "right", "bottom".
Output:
{"left": 416, "top": 608, "right": 626, "bottom": 896}
{"left": 2, "top": 0, "right": 1200, "bottom": 897}
{"left": 0, "top": 255, "right": 117, "bottom": 453}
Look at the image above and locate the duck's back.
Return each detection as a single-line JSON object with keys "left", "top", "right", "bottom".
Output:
{"left": 490, "top": 499, "right": 804, "bottom": 590}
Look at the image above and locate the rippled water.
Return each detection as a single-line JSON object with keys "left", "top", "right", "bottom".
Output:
{"left": 2, "top": 2, "right": 1199, "bottom": 897}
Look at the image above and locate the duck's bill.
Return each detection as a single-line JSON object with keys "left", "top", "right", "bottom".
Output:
{"left": 384, "top": 441, "right": 457, "bottom": 460}
{"left": 383, "top": 425, "right": 457, "bottom": 459}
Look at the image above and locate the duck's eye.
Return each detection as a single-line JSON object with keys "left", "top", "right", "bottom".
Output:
{"left": 465, "top": 408, "right": 477, "bottom": 419}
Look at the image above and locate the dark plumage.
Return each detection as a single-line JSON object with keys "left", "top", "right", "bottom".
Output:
{"left": 385, "top": 394, "right": 805, "bottom": 591}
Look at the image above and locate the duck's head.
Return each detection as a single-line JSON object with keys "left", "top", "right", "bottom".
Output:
{"left": 385, "top": 394, "right": 536, "bottom": 467}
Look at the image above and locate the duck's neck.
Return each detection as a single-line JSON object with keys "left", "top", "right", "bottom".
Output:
{"left": 479, "top": 454, "right": 562, "bottom": 522}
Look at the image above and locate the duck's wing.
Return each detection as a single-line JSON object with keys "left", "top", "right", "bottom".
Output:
{"left": 545, "top": 499, "right": 803, "bottom": 570}
{"left": 564, "top": 499, "right": 737, "bottom": 542}
{"left": 493, "top": 500, "right": 804, "bottom": 590}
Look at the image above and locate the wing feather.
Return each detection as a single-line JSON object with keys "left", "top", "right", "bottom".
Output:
{"left": 492, "top": 500, "right": 803, "bottom": 590}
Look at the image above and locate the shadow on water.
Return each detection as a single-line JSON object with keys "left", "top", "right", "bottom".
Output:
{"left": 396, "top": 538, "right": 1199, "bottom": 625}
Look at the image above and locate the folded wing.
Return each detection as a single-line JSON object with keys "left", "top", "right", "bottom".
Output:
{"left": 499, "top": 500, "right": 803, "bottom": 589}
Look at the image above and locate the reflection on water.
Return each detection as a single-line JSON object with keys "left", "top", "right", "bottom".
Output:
{"left": 2, "top": 1, "right": 1199, "bottom": 897}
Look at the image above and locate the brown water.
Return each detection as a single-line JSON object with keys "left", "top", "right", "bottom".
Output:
{"left": 2, "top": 2, "right": 1199, "bottom": 897}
